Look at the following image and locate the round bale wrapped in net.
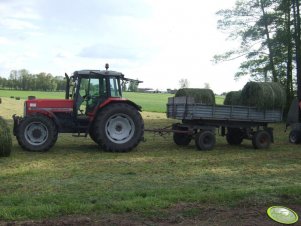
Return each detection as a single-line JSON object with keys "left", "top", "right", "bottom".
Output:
{"left": 224, "top": 91, "right": 242, "bottom": 105}
{"left": 241, "top": 82, "right": 286, "bottom": 109}
{"left": 175, "top": 88, "right": 215, "bottom": 104}
{"left": 0, "top": 116, "right": 12, "bottom": 157}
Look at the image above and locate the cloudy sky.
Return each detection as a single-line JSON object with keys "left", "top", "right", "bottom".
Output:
{"left": 0, "top": 0, "right": 249, "bottom": 93}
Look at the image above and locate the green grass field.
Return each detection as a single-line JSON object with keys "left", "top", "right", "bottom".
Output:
{"left": 0, "top": 94, "right": 300, "bottom": 224}
{"left": 0, "top": 90, "right": 225, "bottom": 113}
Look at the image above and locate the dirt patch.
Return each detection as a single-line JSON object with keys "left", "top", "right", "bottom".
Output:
{"left": 3, "top": 204, "right": 300, "bottom": 226}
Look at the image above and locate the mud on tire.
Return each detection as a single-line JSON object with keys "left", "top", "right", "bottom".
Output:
{"left": 16, "top": 114, "right": 58, "bottom": 152}
{"left": 94, "top": 103, "right": 144, "bottom": 152}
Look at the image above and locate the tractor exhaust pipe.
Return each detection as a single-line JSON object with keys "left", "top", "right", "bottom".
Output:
{"left": 65, "top": 73, "right": 70, "bottom": 99}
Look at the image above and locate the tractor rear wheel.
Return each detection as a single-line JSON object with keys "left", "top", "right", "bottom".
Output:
{"left": 16, "top": 115, "right": 58, "bottom": 152}
{"left": 89, "top": 126, "right": 104, "bottom": 148}
{"left": 94, "top": 103, "right": 144, "bottom": 152}
{"left": 89, "top": 125, "right": 98, "bottom": 143}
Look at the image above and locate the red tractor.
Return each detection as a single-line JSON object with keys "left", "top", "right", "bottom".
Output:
{"left": 13, "top": 65, "right": 144, "bottom": 152}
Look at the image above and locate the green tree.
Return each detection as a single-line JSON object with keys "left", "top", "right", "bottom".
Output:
{"left": 19, "top": 69, "right": 31, "bottom": 90}
{"left": 179, "top": 78, "right": 189, "bottom": 88}
{"left": 292, "top": 0, "right": 301, "bottom": 100}
{"left": 214, "top": 0, "right": 301, "bottom": 109}
{"left": 9, "top": 70, "right": 19, "bottom": 89}
{"left": 214, "top": 0, "right": 280, "bottom": 81}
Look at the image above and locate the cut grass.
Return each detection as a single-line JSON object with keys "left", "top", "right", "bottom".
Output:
{"left": 0, "top": 98, "right": 300, "bottom": 221}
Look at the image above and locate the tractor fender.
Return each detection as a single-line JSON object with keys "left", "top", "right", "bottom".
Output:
{"left": 98, "top": 98, "right": 142, "bottom": 112}
{"left": 13, "top": 110, "right": 61, "bottom": 136}
{"left": 34, "top": 110, "right": 62, "bottom": 131}
{"left": 91, "top": 99, "right": 142, "bottom": 123}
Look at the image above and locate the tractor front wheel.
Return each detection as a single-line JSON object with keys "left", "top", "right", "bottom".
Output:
{"left": 94, "top": 103, "right": 144, "bottom": 152}
{"left": 16, "top": 115, "right": 58, "bottom": 152}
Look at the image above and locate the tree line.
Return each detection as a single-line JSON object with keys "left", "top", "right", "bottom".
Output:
{"left": 214, "top": 0, "right": 301, "bottom": 107}
{"left": 0, "top": 69, "right": 66, "bottom": 91}
{"left": 0, "top": 69, "right": 140, "bottom": 92}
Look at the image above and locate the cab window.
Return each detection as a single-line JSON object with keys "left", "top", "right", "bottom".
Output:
{"left": 110, "top": 77, "right": 121, "bottom": 97}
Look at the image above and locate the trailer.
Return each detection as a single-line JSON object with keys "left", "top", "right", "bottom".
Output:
{"left": 166, "top": 96, "right": 283, "bottom": 150}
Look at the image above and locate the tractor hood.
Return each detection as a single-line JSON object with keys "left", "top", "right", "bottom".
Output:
{"left": 25, "top": 99, "right": 74, "bottom": 114}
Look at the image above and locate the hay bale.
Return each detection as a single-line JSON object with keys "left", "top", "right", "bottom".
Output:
{"left": 241, "top": 82, "right": 286, "bottom": 109}
{"left": 15, "top": 97, "right": 20, "bottom": 100}
{"left": 224, "top": 91, "right": 242, "bottom": 105}
{"left": 175, "top": 88, "right": 215, "bottom": 104}
{"left": 0, "top": 116, "right": 12, "bottom": 157}
{"left": 28, "top": 96, "right": 36, "bottom": 100}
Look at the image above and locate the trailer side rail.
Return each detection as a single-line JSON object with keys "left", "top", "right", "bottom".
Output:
{"left": 167, "top": 97, "right": 282, "bottom": 123}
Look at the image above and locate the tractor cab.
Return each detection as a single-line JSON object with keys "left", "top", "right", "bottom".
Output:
{"left": 66, "top": 68, "right": 124, "bottom": 117}
{"left": 65, "top": 64, "right": 141, "bottom": 119}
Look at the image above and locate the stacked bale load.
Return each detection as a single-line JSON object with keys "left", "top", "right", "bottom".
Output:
{"left": 241, "top": 82, "right": 286, "bottom": 109}
{"left": 175, "top": 88, "right": 215, "bottom": 104}
{"left": 0, "top": 116, "right": 12, "bottom": 157}
{"left": 224, "top": 91, "right": 242, "bottom": 105}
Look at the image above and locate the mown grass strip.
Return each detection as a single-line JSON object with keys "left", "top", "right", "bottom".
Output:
{"left": 0, "top": 95, "right": 299, "bottom": 221}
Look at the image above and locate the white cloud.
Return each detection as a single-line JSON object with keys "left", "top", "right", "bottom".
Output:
{"left": 0, "top": 0, "right": 247, "bottom": 93}
{"left": 1, "top": 18, "right": 39, "bottom": 30}
{"left": 0, "top": 36, "right": 14, "bottom": 45}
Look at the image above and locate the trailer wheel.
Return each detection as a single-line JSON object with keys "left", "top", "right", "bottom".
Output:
{"left": 173, "top": 132, "right": 192, "bottom": 146}
{"left": 195, "top": 130, "right": 215, "bottom": 151}
{"left": 252, "top": 130, "right": 271, "bottom": 149}
{"left": 289, "top": 130, "right": 301, "bottom": 144}
{"left": 226, "top": 128, "right": 243, "bottom": 145}
{"left": 16, "top": 115, "right": 58, "bottom": 152}
{"left": 94, "top": 103, "right": 144, "bottom": 152}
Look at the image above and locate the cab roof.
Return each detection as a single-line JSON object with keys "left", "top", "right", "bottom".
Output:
{"left": 73, "top": 70, "right": 124, "bottom": 78}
